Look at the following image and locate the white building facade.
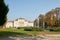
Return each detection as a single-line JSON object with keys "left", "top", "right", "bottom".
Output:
{"left": 6, "top": 18, "right": 33, "bottom": 28}
{"left": 6, "top": 21, "right": 14, "bottom": 28}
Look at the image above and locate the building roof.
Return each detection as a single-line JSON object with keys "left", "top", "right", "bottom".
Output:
{"left": 15, "top": 18, "right": 25, "bottom": 21}
{"left": 28, "top": 21, "right": 33, "bottom": 23}
{"left": 7, "top": 21, "right": 14, "bottom": 23}
{"left": 8, "top": 18, "right": 33, "bottom": 23}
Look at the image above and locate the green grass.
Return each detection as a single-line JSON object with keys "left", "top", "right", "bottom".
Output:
{"left": 0, "top": 28, "right": 39, "bottom": 37}
{"left": 0, "top": 28, "right": 60, "bottom": 37}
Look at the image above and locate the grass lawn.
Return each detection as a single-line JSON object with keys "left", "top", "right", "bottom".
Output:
{"left": 0, "top": 28, "right": 60, "bottom": 37}
{"left": 0, "top": 28, "right": 39, "bottom": 37}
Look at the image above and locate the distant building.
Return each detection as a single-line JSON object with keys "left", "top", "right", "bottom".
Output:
{"left": 6, "top": 21, "right": 14, "bottom": 28}
{"left": 5, "top": 18, "right": 33, "bottom": 28}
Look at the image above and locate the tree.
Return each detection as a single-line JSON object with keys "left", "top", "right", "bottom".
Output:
{"left": 38, "top": 14, "right": 45, "bottom": 28}
{"left": 45, "top": 7, "right": 60, "bottom": 28}
{"left": 39, "top": 14, "right": 43, "bottom": 26}
{"left": 0, "top": 0, "right": 9, "bottom": 27}
{"left": 54, "top": 8, "right": 60, "bottom": 27}
{"left": 45, "top": 11, "right": 56, "bottom": 28}
{"left": 34, "top": 19, "right": 38, "bottom": 28}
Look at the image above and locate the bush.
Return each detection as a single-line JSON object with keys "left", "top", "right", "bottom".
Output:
{"left": 24, "top": 27, "right": 43, "bottom": 31}
{"left": 49, "top": 28, "right": 55, "bottom": 31}
{"left": 33, "top": 28, "right": 43, "bottom": 31}
{"left": 24, "top": 27, "right": 33, "bottom": 31}
{"left": 48, "top": 27, "right": 60, "bottom": 32}
{"left": 17, "top": 27, "right": 43, "bottom": 31}
{"left": 17, "top": 27, "right": 21, "bottom": 29}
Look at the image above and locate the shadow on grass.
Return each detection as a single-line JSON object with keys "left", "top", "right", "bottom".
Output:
{"left": 0, "top": 31, "right": 26, "bottom": 37}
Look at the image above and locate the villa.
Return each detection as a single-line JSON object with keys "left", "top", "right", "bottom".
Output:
{"left": 5, "top": 21, "right": 14, "bottom": 28}
{"left": 6, "top": 18, "right": 33, "bottom": 28}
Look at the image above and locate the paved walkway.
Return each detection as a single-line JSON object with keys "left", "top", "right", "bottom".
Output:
{"left": 0, "top": 34, "right": 60, "bottom": 40}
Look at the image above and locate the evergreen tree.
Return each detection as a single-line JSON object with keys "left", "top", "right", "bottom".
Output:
{"left": 0, "top": 0, "right": 9, "bottom": 27}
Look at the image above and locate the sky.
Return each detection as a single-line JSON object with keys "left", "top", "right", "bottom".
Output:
{"left": 5, "top": 0, "right": 60, "bottom": 21}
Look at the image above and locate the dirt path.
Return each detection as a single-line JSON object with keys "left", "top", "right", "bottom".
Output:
{"left": 0, "top": 34, "right": 60, "bottom": 40}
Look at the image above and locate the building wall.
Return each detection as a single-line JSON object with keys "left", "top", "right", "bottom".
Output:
{"left": 6, "top": 21, "right": 13, "bottom": 28}
{"left": 14, "top": 21, "right": 19, "bottom": 28}
{"left": 6, "top": 18, "right": 33, "bottom": 28}
{"left": 27, "top": 22, "right": 33, "bottom": 27}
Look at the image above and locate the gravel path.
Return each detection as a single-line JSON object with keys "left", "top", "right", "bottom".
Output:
{"left": 0, "top": 34, "right": 60, "bottom": 40}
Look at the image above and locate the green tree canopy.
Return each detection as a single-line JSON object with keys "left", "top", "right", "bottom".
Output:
{"left": 0, "top": 0, "right": 9, "bottom": 27}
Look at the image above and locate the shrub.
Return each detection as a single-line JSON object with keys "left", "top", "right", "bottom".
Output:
{"left": 24, "top": 27, "right": 33, "bottom": 31}
{"left": 48, "top": 27, "right": 60, "bottom": 32}
{"left": 49, "top": 28, "right": 55, "bottom": 31}
{"left": 17, "top": 27, "right": 21, "bottom": 29}
{"left": 32, "top": 28, "right": 43, "bottom": 31}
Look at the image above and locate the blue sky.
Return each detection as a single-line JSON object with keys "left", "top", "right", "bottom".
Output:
{"left": 5, "top": 0, "right": 60, "bottom": 21}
